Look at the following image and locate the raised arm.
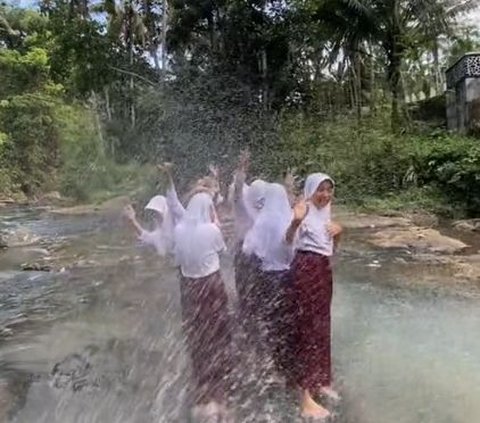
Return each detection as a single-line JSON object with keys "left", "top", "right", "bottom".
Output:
{"left": 159, "top": 162, "right": 186, "bottom": 224}
{"left": 284, "top": 167, "right": 298, "bottom": 207}
{"left": 123, "top": 204, "right": 144, "bottom": 237}
{"left": 233, "top": 149, "right": 249, "bottom": 203}
{"left": 285, "top": 198, "right": 307, "bottom": 245}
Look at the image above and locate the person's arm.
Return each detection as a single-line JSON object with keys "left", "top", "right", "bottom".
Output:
{"left": 285, "top": 199, "right": 308, "bottom": 245}
{"left": 233, "top": 150, "right": 249, "bottom": 203}
{"left": 123, "top": 205, "right": 144, "bottom": 237}
{"left": 283, "top": 167, "right": 298, "bottom": 207}
{"left": 327, "top": 221, "right": 343, "bottom": 251}
{"left": 159, "top": 163, "right": 186, "bottom": 224}
{"left": 214, "top": 225, "right": 227, "bottom": 253}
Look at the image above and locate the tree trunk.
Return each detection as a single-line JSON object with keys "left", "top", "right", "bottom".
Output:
{"left": 389, "top": 53, "right": 401, "bottom": 132}
{"left": 161, "top": 0, "right": 168, "bottom": 73}
{"left": 125, "top": 0, "right": 135, "bottom": 128}
{"left": 387, "top": 0, "right": 406, "bottom": 132}
{"left": 261, "top": 48, "right": 269, "bottom": 109}
{"left": 104, "top": 86, "right": 112, "bottom": 121}
{"left": 353, "top": 50, "right": 362, "bottom": 120}
{"left": 432, "top": 37, "right": 442, "bottom": 95}
{"left": 129, "top": 45, "right": 135, "bottom": 128}
{"left": 369, "top": 44, "right": 376, "bottom": 113}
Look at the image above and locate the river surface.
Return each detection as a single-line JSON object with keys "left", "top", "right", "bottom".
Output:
{"left": 0, "top": 206, "right": 479, "bottom": 423}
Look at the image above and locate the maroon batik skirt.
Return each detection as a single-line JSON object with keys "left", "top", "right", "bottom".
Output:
{"left": 180, "top": 271, "right": 232, "bottom": 405}
{"left": 291, "top": 250, "right": 333, "bottom": 391}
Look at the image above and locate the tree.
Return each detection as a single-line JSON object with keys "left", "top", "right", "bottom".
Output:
{"left": 302, "top": 0, "right": 478, "bottom": 130}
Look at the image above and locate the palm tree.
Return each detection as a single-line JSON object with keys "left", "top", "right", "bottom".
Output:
{"left": 306, "top": 0, "right": 478, "bottom": 130}
{"left": 93, "top": 0, "right": 148, "bottom": 127}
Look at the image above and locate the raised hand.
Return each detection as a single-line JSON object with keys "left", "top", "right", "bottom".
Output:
{"left": 285, "top": 166, "right": 299, "bottom": 186}
{"left": 238, "top": 149, "right": 251, "bottom": 171}
{"left": 293, "top": 197, "right": 308, "bottom": 222}
{"left": 123, "top": 204, "right": 136, "bottom": 221}
{"left": 208, "top": 164, "right": 219, "bottom": 179}
{"left": 157, "top": 161, "right": 174, "bottom": 173}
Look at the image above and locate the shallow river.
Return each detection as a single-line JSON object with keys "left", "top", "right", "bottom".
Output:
{"left": 1, "top": 207, "right": 479, "bottom": 423}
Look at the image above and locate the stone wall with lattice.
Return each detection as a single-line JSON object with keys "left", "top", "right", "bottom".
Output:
{"left": 446, "top": 53, "right": 480, "bottom": 89}
{"left": 446, "top": 53, "right": 480, "bottom": 133}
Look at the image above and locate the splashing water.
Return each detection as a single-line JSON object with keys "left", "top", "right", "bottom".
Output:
{"left": 1, "top": 207, "right": 480, "bottom": 423}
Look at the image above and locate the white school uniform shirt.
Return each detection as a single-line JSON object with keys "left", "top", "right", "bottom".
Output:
{"left": 295, "top": 173, "right": 335, "bottom": 257}
{"left": 243, "top": 183, "right": 294, "bottom": 272}
{"left": 174, "top": 193, "right": 226, "bottom": 278}
{"left": 229, "top": 176, "right": 268, "bottom": 244}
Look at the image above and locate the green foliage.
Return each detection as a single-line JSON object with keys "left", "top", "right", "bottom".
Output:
{"left": 55, "top": 102, "right": 159, "bottom": 202}
{"left": 411, "top": 134, "right": 480, "bottom": 214}
{"left": 258, "top": 112, "right": 479, "bottom": 216}
{"left": 0, "top": 48, "right": 51, "bottom": 97}
{"left": 0, "top": 1, "right": 478, "bottom": 218}
{"left": 0, "top": 92, "right": 62, "bottom": 194}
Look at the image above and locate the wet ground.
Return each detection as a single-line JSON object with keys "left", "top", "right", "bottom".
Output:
{"left": 1, "top": 206, "right": 480, "bottom": 423}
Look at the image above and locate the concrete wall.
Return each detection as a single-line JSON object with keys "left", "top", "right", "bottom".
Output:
{"left": 466, "top": 78, "right": 480, "bottom": 135}
{"left": 446, "top": 77, "right": 480, "bottom": 134}
{"left": 445, "top": 53, "right": 480, "bottom": 134}
{"left": 446, "top": 89, "right": 457, "bottom": 131}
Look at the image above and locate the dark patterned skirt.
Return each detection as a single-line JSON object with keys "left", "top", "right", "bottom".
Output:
{"left": 180, "top": 271, "right": 232, "bottom": 405}
{"left": 234, "top": 247, "right": 262, "bottom": 336}
{"left": 291, "top": 251, "right": 333, "bottom": 391}
{"left": 256, "top": 268, "right": 296, "bottom": 380}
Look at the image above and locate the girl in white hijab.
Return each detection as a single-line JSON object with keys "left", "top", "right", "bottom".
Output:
{"left": 173, "top": 192, "right": 232, "bottom": 420}
{"left": 285, "top": 172, "right": 342, "bottom": 420}
{"left": 228, "top": 152, "right": 269, "bottom": 343}
{"left": 160, "top": 162, "right": 222, "bottom": 227}
{"left": 123, "top": 195, "right": 174, "bottom": 256}
{"left": 242, "top": 183, "right": 296, "bottom": 378}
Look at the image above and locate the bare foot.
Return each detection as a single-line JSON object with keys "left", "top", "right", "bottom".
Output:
{"left": 218, "top": 403, "right": 235, "bottom": 423}
{"left": 301, "top": 389, "right": 331, "bottom": 420}
{"left": 320, "top": 386, "right": 340, "bottom": 402}
{"left": 191, "top": 401, "right": 220, "bottom": 422}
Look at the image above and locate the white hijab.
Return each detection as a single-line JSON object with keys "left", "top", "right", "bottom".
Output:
{"left": 140, "top": 195, "right": 174, "bottom": 255}
{"left": 243, "top": 183, "right": 294, "bottom": 271}
{"left": 243, "top": 179, "right": 268, "bottom": 220}
{"left": 145, "top": 195, "right": 170, "bottom": 220}
{"left": 304, "top": 173, "right": 334, "bottom": 199}
{"left": 174, "top": 193, "right": 225, "bottom": 278}
{"left": 304, "top": 172, "right": 334, "bottom": 216}
{"left": 181, "top": 192, "right": 213, "bottom": 225}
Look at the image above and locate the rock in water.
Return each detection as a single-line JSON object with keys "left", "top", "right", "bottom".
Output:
{"left": 0, "top": 227, "right": 40, "bottom": 248}
{"left": 51, "top": 353, "right": 92, "bottom": 391}
{"left": 453, "top": 219, "right": 480, "bottom": 232}
{"left": 368, "top": 227, "right": 468, "bottom": 254}
{"left": 21, "top": 262, "right": 52, "bottom": 272}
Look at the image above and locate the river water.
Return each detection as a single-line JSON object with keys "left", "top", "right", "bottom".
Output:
{"left": 1, "top": 206, "right": 479, "bottom": 423}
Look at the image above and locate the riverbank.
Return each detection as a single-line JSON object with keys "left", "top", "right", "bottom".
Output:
{"left": 1, "top": 199, "right": 479, "bottom": 288}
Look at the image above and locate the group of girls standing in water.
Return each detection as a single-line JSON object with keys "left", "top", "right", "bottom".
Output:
{"left": 124, "top": 153, "right": 343, "bottom": 422}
